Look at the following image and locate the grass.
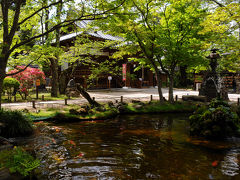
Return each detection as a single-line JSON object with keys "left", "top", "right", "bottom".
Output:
{"left": 1, "top": 92, "right": 78, "bottom": 103}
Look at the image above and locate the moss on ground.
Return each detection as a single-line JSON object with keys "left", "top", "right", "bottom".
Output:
{"left": 27, "top": 101, "right": 199, "bottom": 123}
{"left": 123, "top": 101, "right": 198, "bottom": 114}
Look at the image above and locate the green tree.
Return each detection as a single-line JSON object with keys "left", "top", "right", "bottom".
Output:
{"left": 200, "top": 0, "right": 240, "bottom": 72}
{"left": 0, "top": 0, "right": 125, "bottom": 108}
{"left": 96, "top": 0, "right": 206, "bottom": 102}
{"left": 3, "top": 77, "right": 20, "bottom": 101}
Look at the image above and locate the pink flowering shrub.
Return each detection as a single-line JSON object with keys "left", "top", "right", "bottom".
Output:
{"left": 8, "top": 66, "right": 46, "bottom": 98}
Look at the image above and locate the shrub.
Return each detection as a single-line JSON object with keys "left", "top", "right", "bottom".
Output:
{"left": 189, "top": 99, "right": 239, "bottom": 139}
{"left": 0, "top": 109, "right": 33, "bottom": 138}
{"left": 0, "top": 147, "right": 40, "bottom": 177}
{"left": 3, "top": 77, "right": 20, "bottom": 101}
{"left": 8, "top": 66, "right": 45, "bottom": 99}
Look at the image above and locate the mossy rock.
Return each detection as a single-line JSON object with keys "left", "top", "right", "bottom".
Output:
{"left": 69, "top": 108, "right": 88, "bottom": 115}
{"left": 189, "top": 99, "right": 239, "bottom": 139}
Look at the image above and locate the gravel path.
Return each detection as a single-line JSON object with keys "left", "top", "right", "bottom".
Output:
{"left": 2, "top": 87, "right": 240, "bottom": 110}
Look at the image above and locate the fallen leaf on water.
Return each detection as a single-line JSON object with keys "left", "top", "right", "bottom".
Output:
{"left": 80, "top": 132, "right": 86, "bottom": 135}
{"left": 52, "top": 154, "right": 62, "bottom": 163}
{"left": 35, "top": 121, "right": 44, "bottom": 124}
{"left": 212, "top": 160, "right": 218, "bottom": 167}
{"left": 69, "top": 140, "right": 76, "bottom": 146}
{"left": 76, "top": 153, "right": 84, "bottom": 158}
{"left": 52, "top": 138, "right": 56, "bottom": 143}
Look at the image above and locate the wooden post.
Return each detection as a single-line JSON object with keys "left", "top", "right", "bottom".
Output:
{"left": 121, "top": 96, "right": 123, "bottom": 103}
{"left": 32, "top": 101, "right": 36, "bottom": 108}
{"left": 65, "top": 98, "right": 67, "bottom": 105}
{"left": 116, "top": 100, "right": 118, "bottom": 103}
{"left": 14, "top": 96, "right": 16, "bottom": 102}
{"left": 36, "top": 86, "right": 38, "bottom": 99}
{"left": 175, "top": 95, "right": 178, "bottom": 101}
{"left": 150, "top": 95, "right": 153, "bottom": 101}
{"left": 238, "top": 98, "right": 240, "bottom": 106}
{"left": 41, "top": 95, "right": 44, "bottom": 101}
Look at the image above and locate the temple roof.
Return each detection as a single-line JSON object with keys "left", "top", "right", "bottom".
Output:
{"left": 52, "top": 20, "right": 123, "bottom": 43}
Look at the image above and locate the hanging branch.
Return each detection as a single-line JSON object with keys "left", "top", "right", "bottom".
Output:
{"left": 5, "top": 55, "right": 42, "bottom": 77}
{"left": 209, "top": 0, "right": 224, "bottom": 7}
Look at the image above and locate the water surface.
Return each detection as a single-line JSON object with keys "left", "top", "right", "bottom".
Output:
{"left": 36, "top": 114, "right": 240, "bottom": 179}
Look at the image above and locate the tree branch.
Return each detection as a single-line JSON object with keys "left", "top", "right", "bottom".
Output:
{"left": 18, "top": 1, "right": 63, "bottom": 26}
{"left": 133, "top": 0, "right": 153, "bottom": 32}
{"left": 1, "top": 0, "right": 9, "bottom": 41}
{"left": 8, "top": 0, "right": 126, "bottom": 55}
{"left": 9, "top": 16, "right": 108, "bottom": 55}
{"left": 133, "top": 30, "right": 150, "bottom": 59}
{"left": 5, "top": 55, "right": 42, "bottom": 77}
{"left": 156, "top": 55, "right": 169, "bottom": 75}
{"left": 209, "top": 0, "right": 224, "bottom": 7}
{"left": 8, "top": 0, "right": 22, "bottom": 43}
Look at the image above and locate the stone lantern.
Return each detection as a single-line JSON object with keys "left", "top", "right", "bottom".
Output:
{"left": 199, "top": 49, "right": 228, "bottom": 101}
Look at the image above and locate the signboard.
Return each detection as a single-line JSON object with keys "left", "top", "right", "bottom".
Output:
{"left": 194, "top": 75, "right": 203, "bottom": 83}
{"left": 122, "top": 64, "right": 127, "bottom": 81}
{"left": 36, "top": 79, "right": 41, "bottom": 86}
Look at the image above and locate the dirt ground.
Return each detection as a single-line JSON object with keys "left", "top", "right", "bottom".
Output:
{"left": 2, "top": 87, "right": 240, "bottom": 111}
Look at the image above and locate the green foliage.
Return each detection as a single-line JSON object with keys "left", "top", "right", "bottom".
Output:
{"left": 0, "top": 147, "right": 40, "bottom": 177}
{"left": 189, "top": 99, "right": 239, "bottom": 139}
{"left": 123, "top": 101, "right": 197, "bottom": 113}
{"left": 0, "top": 109, "right": 33, "bottom": 138}
{"left": 3, "top": 77, "right": 20, "bottom": 101}
{"left": 3, "top": 77, "right": 20, "bottom": 90}
{"left": 200, "top": 0, "right": 240, "bottom": 72}
{"left": 209, "top": 98, "right": 230, "bottom": 108}
{"left": 93, "top": 0, "right": 207, "bottom": 101}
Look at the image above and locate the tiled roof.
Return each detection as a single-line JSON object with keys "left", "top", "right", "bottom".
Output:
{"left": 52, "top": 20, "right": 124, "bottom": 43}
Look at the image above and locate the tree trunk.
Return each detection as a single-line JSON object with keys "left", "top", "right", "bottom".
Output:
{"left": 50, "top": 0, "right": 62, "bottom": 97}
{"left": 168, "top": 74, "right": 174, "bottom": 103}
{"left": 154, "top": 68, "right": 165, "bottom": 102}
{"left": 44, "top": 0, "right": 49, "bottom": 41}
{"left": 0, "top": 56, "right": 7, "bottom": 109}
{"left": 50, "top": 58, "right": 59, "bottom": 97}
{"left": 0, "top": 76, "right": 4, "bottom": 109}
{"left": 59, "top": 71, "right": 68, "bottom": 94}
{"left": 76, "top": 84, "right": 101, "bottom": 107}
{"left": 180, "top": 65, "right": 187, "bottom": 87}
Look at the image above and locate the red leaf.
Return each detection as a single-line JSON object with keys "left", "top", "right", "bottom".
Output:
{"left": 77, "top": 153, "right": 84, "bottom": 157}
{"left": 69, "top": 140, "right": 76, "bottom": 146}
{"left": 212, "top": 160, "right": 218, "bottom": 167}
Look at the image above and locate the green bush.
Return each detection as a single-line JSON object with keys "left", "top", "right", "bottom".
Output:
{"left": 0, "top": 109, "right": 33, "bottom": 138}
{"left": 0, "top": 147, "right": 40, "bottom": 177}
{"left": 189, "top": 99, "right": 239, "bottom": 139}
{"left": 3, "top": 77, "right": 20, "bottom": 101}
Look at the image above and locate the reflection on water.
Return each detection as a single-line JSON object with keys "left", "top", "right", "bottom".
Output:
{"left": 34, "top": 114, "right": 240, "bottom": 179}
{"left": 221, "top": 148, "right": 240, "bottom": 176}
